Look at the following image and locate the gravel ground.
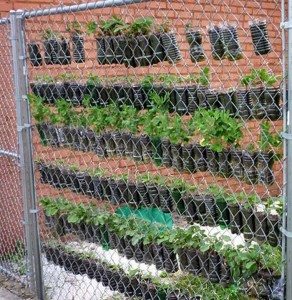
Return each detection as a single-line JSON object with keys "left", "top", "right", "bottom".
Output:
{"left": 0, "top": 274, "right": 34, "bottom": 299}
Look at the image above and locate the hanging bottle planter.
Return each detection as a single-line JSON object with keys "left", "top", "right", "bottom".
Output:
{"left": 257, "top": 152, "right": 274, "bottom": 185}
{"left": 235, "top": 90, "right": 251, "bottom": 119}
{"left": 96, "top": 37, "right": 107, "bottom": 65}
{"left": 218, "top": 90, "right": 236, "bottom": 116}
{"left": 66, "top": 21, "right": 85, "bottom": 63}
{"left": 42, "top": 29, "right": 71, "bottom": 65}
{"left": 264, "top": 87, "right": 281, "bottom": 120}
{"left": 172, "top": 86, "right": 188, "bottom": 115}
{"left": 185, "top": 25, "right": 205, "bottom": 62}
{"left": 104, "top": 36, "right": 117, "bottom": 64}
{"left": 149, "top": 33, "right": 166, "bottom": 64}
{"left": 161, "top": 31, "right": 182, "bottom": 64}
{"left": 134, "top": 34, "right": 153, "bottom": 67}
{"left": 186, "top": 85, "right": 199, "bottom": 114}
{"left": 58, "top": 73, "right": 86, "bottom": 106}
{"left": 43, "top": 33, "right": 58, "bottom": 65}
{"left": 250, "top": 20, "right": 272, "bottom": 56}
{"left": 89, "top": 17, "right": 179, "bottom": 68}
{"left": 249, "top": 87, "right": 266, "bottom": 119}
{"left": 28, "top": 43, "right": 42, "bottom": 66}
{"left": 72, "top": 34, "right": 85, "bottom": 63}
{"left": 242, "top": 150, "right": 258, "bottom": 184}
{"left": 208, "top": 25, "right": 225, "bottom": 60}
{"left": 220, "top": 24, "right": 243, "bottom": 61}
{"left": 230, "top": 149, "right": 244, "bottom": 180}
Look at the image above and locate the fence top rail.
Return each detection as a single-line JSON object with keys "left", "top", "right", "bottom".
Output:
{"left": 0, "top": 18, "right": 9, "bottom": 25}
{"left": 0, "top": 0, "right": 149, "bottom": 24}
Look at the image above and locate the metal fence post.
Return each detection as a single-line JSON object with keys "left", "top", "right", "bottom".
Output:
{"left": 284, "top": 0, "right": 292, "bottom": 298}
{"left": 10, "top": 9, "right": 45, "bottom": 300}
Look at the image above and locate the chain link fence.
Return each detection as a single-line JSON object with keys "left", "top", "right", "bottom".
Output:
{"left": 0, "top": 20, "right": 31, "bottom": 287}
{"left": 0, "top": 0, "right": 289, "bottom": 299}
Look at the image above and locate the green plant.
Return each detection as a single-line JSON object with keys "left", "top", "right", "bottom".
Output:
{"left": 40, "top": 197, "right": 73, "bottom": 217}
{"left": 57, "top": 73, "right": 78, "bottom": 82}
{"left": 142, "top": 110, "right": 169, "bottom": 139}
{"left": 87, "top": 210, "right": 111, "bottom": 227}
{"left": 34, "top": 74, "right": 55, "bottom": 83}
{"left": 66, "top": 20, "right": 83, "bottom": 34}
{"left": 222, "top": 242, "right": 261, "bottom": 280}
{"left": 155, "top": 18, "right": 171, "bottom": 33}
{"left": 148, "top": 91, "right": 169, "bottom": 112}
{"left": 129, "top": 17, "right": 154, "bottom": 36}
{"left": 99, "top": 16, "right": 127, "bottom": 36}
{"left": 196, "top": 67, "right": 210, "bottom": 86}
{"left": 140, "top": 75, "right": 155, "bottom": 88}
{"left": 54, "top": 99, "right": 77, "bottom": 125}
{"left": 246, "top": 143, "right": 255, "bottom": 152}
{"left": 243, "top": 194, "right": 261, "bottom": 209}
{"left": 86, "top": 21, "right": 98, "bottom": 35}
{"left": 158, "top": 74, "right": 182, "bottom": 87}
{"left": 224, "top": 193, "right": 239, "bottom": 205}
{"left": 29, "top": 94, "right": 51, "bottom": 123}
{"left": 68, "top": 163, "right": 79, "bottom": 172}
{"left": 87, "top": 107, "right": 109, "bottom": 133}
{"left": 167, "top": 178, "right": 189, "bottom": 192}
{"left": 207, "top": 185, "right": 228, "bottom": 204}
{"left": 87, "top": 73, "right": 101, "bottom": 86}
{"left": 259, "top": 120, "right": 282, "bottom": 152}
{"left": 266, "top": 197, "right": 283, "bottom": 215}
{"left": 260, "top": 244, "right": 282, "bottom": 275}
{"left": 174, "top": 226, "right": 205, "bottom": 251}
{"left": 167, "top": 115, "right": 190, "bottom": 145}
{"left": 5, "top": 241, "right": 26, "bottom": 276}
{"left": 155, "top": 227, "right": 177, "bottom": 248}
{"left": 240, "top": 68, "right": 280, "bottom": 88}
{"left": 105, "top": 103, "right": 122, "bottom": 130}
{"left": 67, "top": 203, "right": 90, "bottom": 224}
{"left": 119, "top": 105, "right": 140, "bottom": 133}
{"left": 41, "top": 29, "right": 59, "bottom": 40}
{"left": 191, "top": 108, "right": 243, "bottom": 152}
{"left": 87, "top": 167, "right": 106, "bottom": 177}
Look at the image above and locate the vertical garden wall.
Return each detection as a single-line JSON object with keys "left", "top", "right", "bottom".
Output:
{"left": 22, "top": 0, "right": 284, "bottom": 299}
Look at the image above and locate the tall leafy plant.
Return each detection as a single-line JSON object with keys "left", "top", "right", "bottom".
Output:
{"left": 196, "top": 67, "right": 210, "bottom": 86}
{"left": 54, "top": 99, "right": 77, "bottom": 125}
{"left": 167, "top": 115, "right": 190, "bottom": 145}
{"left": 240, "top": 68, "right": 280, "bottom": 88}
{"left": 259, "top": 121, "right": 282, "bottom": 152}
{"left": 29, "top": 94, "right": 51, "bottom": 123}
{"left": 129, "top": 17, "right": 154, "bottom": 36}
{"left": 191, "top": 108, "right": 243, "bottom": 152}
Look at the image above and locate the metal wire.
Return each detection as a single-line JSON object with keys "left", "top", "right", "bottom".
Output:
{"left": 0, "top": 0, "right": 287, "bottom": 299}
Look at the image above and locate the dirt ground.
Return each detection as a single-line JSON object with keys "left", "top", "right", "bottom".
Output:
{"left": 0, "top": 274, "right": 35, "bottom": 300}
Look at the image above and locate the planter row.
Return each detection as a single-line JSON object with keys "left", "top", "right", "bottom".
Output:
{"left": 187, "top": 21, "right": 271, "bottom": 62}
{"left": 45, "top": 214, "right": 231, "bottom": 284}
{"left": 183, "top": 196, "right": 281, "bottom": 247}
{"left": 39, "top": 162, "right": 281, "bottom": 247}
{"left": 36, "top": 124, "right": 276, "bottom": 186}
{"left": 38, "top": 161, "right": 179, "bottom": 213}
{"left": 96, "top": 32, "right": 181, "bottom": 67}
{"left": 207, "top": 21, "right": 271, "bottom": 60}
{"left": 30, "top": 81, "right": 282, "bottom": 119}
{"left": 28, "top": 32, "right": 181, "bottom": 67}
{"left": 30, "top": 19, "right": 271, "bottom": 68}
{"left": 28, "top": 34, "right": 85, "bottom": 66}
{"left": 44, "top": 213, "right": 277, "bottom": 291}
{"left": 43, "top": 244, "right": 198, "bottom": 300}
{"left": 187, "top": 24, "right": 242, "bottom": 62}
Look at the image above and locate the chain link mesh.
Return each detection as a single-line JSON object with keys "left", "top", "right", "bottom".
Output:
{"left": 0, "top": 22, "right": 30, "bottom": 286}
{"left": 2, "top": 0, "right": 286, "bottom": 299}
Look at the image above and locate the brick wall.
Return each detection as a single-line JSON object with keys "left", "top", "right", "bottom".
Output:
{"left": 0, "top": 0, "right": 284, "bottom": 252}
